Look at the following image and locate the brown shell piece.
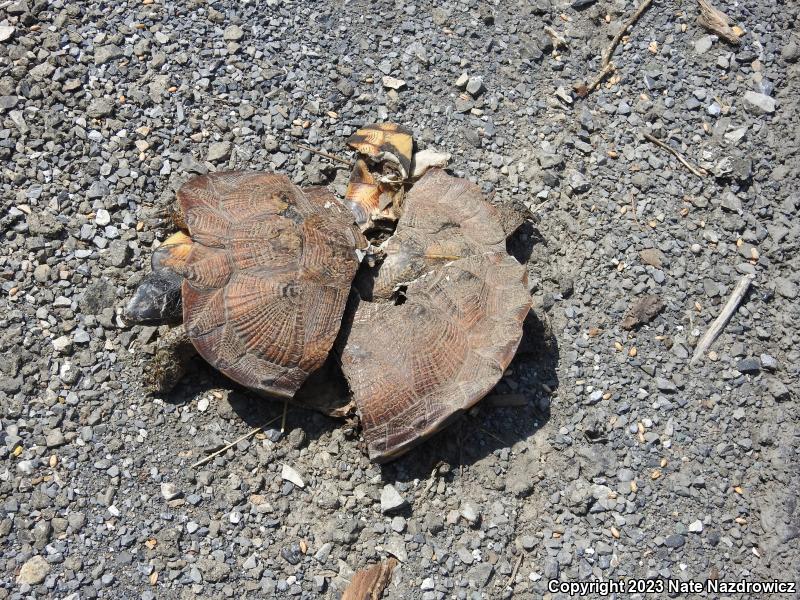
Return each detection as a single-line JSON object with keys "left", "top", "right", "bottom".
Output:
{"left": 370, "top": 168, "right": 507, "bottom": 299}
{"left": 179, "top": 172, "right": 365, "bottom": 399}
{"left": 151, "top": 230, "right": 193, "bottom": 272}
{"left": 341, "top": 252, "right": 531, "bottom": 462}
{"left": 346, "top": 123, "right": 413, "bottom": 178}
{"left": 345, "top": 158, "right": 404, "bottom": 230}
{"left": 344, "top": 158, "right": 382, "bottom": 227}
{"left": 342, "top": 558, "right": 398, "bottom": 600}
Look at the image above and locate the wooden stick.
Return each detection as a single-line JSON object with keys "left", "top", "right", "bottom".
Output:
{"left": 477, "top": 424, "right": 510, "bottom": 447}
{"left": 691, "top": 274, "right": 755, "bottom": 365}
{"left": 579, "top": 62, "right": 615, "bottom": 97}
{"left": 291, "top": 143, "right": 351, "bottom": 166}
{"left": 485, "top": 393, "right": 529, "bottom": 408}
{"left": 191, "top": 414, "right": 282, "bottom": 468}
{"left": 630, "top": 191, "right": 640, "bottom": 224}
{"left": 641, "top": 131, "right": 708, "bottom": 178}
{"left": 528, "top": 198, "right": 551, "bottom": 215}
{"left": 697, "top": 0, "right": 741, "bottom": 45}
{"left": 507, "top": 554, "right": 524, "bottom": 588}
{"left": 601, "top": 0, "right": 654, "bottom": 67}
{"left": 544, "top": 26, "right": 567, "bottom": 49}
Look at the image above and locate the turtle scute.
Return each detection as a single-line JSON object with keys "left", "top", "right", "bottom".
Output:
{"left": 366, "top": 168, "right": 508, "bottom": 299}
{"left": 179, "top": 171, "right": 365, "bottom": 400}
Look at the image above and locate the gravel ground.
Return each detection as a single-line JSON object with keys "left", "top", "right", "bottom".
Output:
{"left": 1, "top": 0, "right": 799, "bottom": 598}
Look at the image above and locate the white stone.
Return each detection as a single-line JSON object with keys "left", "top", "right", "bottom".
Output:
{"left": 242, "top": 554, "right": 258, "bottom": 570}
{"left": 0, "top": 26, "right": 15, "bottom": 43}
{"left": 411, "top": 149, "right": 451, "bottom": 178}
{"left": 281, "top": 464, "right": 305, "bottom": 488}
{"left": 207, "top": 141, "right": 231, "bottom": 162}
{"left": 380, "top": 484, "right": 406, "bottom": 513}
{"left": 223, "top": 25, "right": 244, "bottom": 41}
{"left": 461, "top": 501, "right": 480, "bottom": 523}
{"left": 95, "top": 209, "right": 111, "bottom": 226}
{"left": 160, "top": 482, "right": 181, "bottom": 501}
{"left": 52, "top": 336, "right": 72, "bottom": 352}
{"left": 694, "top": 36, "right": 713, "bottom": 54}
{"left": 743, "top": 91, "right": 776, "bottom": 114}
{"left": 382, "top": 76, "right": 406, "bottom": 90}
{"left": 17, "top": 460, "right": 35, "bottom": 475}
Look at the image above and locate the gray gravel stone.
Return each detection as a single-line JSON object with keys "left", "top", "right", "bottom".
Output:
{"left": 736, "top": 357, "right": 760, "bottom": 373}
{"left": 466, "top": 76, "right": 485, "bottom": 97}
{"left": 87, "top": 98, "right": 114, "bottom": 118}
{"left": 223, "top": 25, "right": 245, "bottom": 41}
{"left": 774, "top": 277, "right": 797, "bottom": 299}
{"left": 207, "top": 141, "right": 232, "bottom": 162}
{"left": 664, "top": 534, "right": 686, "bottom": 548}
{"left": 95, "top": 44, "right": 123, "bottom": 65}
{"left": 17, "top": 556, "right": 50, "bottom": 585}
{"left": 743, "top": 91, "right": 776, "bottom": 114}
{"left": 198, "top": 557, "right": 230, "bottom": 582}
{"left": 782, "top": 39, "right": 800, "bottom": 62}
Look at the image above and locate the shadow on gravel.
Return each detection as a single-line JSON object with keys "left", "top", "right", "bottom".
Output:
{"left": 162, "top": 357, "right": 344, "bottom": 444}
{"left": 380, "top": 309, "right": 559, "bottom": 484}
{"left": 506, "top": 220, "right": 539, "bottom": 264}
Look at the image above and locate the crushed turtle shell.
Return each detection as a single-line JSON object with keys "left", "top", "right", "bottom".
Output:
{"left": 346, "top": 123, "right": 413, "bottom": 179}
{"left": 344, "top": 123, "right": 415, "bottom": 231}
{"left": 345, "top": 158, "right": 404, "bottom": 230}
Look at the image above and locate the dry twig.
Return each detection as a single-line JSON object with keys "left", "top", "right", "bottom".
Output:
{"left": 477, "top": 423, "right": 512, "bottom": 447}
{"left": 641, "top": 131, "right": 708, "bottom": 178}
{"left": 507, "top": 554, "right": 525, "bottom": 588}
{"left": 697, "top": 0, "right": 741, "bottom": 45}
{"left": 601, "top": 0, "right": 654, "bottom": 67}
{"left": 544, "top": 26, "right": 567, "bottom": 49}
{"left": 579, "top": 0, "right": 651, "bottom": 97}
{"left": 577, "top": 62, "right": 615, "bottom": 97}
{"left": 485, "top": 393, "right": 529, "bottom": 408}
{"left": 291, "top": 142, "right": 351, "bottom": 165}
{"left": 191, "top": 414, "right": 282, "bottom": 468}
{"left": 691, "top": 274, "right": 755, "bottom": 364}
